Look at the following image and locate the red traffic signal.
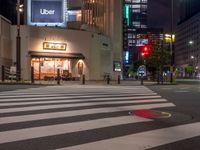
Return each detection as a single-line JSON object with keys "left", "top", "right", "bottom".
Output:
{"left": 142, "top": 45, "right": 150, "bottom": 56}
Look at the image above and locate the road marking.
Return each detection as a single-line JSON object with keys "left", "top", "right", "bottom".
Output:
{"left": 0, "top": 116, "right": 151, "bottom": 144}
{"left": 0, "top": 100, "right": 174, "bottom": 114}
{"left": 0, "top": 95, "right": 160, "bottom": 103}
{"left": 0, "top": 102, "right": 174, "bottom": 125}
{"left": 58, "top": 122, "right": 200, "bottom": 150}
{"left": 0, "top": 91, "right": 156, "bottom": 97}
{"left": 0, "top": 98, "right": 165, "bottom": 107}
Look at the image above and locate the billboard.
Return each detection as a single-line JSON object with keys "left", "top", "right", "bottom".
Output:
{"left": 28, "top": 0, "right": 68, "bottom": 27}
{"left": 31, "top": 1, "right": 62, "bottom": 23}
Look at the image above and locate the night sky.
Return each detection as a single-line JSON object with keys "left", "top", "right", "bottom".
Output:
{"left": 148, "top": 0, "right": 180, "bottom": 32}
{"left": 0, "top": 0, "right": 180, "bottom": 32}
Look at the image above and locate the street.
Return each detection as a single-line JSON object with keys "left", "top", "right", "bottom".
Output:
{"left": 0, "top": 83, "right": 199, "bottom": 150}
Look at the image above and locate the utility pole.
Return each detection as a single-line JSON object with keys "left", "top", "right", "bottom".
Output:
{"left": 16, "top": 0, "right": 21, "bottom": 81}
{"left": 170, "top": 0, "right": 174, "bottom": 83}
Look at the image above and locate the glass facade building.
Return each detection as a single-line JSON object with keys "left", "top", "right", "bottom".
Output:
{"left": 175, "top": 0, "right": 200, "bottom": 77}
{"left": 123, "top": 0, "right": 148, "bottom": 69}
{"left": 180, "top": 0, "right": 200, "bottom": 22}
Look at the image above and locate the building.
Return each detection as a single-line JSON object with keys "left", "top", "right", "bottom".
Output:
{"left": 0, "top": 0, "right": 17, "bottom": 24}
{"left": 175, "top": 0, "right": 200, "bottom": 77}
{"left": 0, "top": 15, "right": 13, "bottom": 79}
{"left": 123, "top": 0, "right": 148, "bottom": 75}
{"left": 136, "top": 28, "right": 164, "bottom": 48}
{"left": 180, "top": 0, "right": 200, "bottom": 23}
{"left": 175, "top": 11, "right": 200, "bottom": 77}
{"left": 6, "top": 0, "right": 123, "bottom": 81}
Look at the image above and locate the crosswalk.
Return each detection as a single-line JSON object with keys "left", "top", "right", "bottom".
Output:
{"left": 0, "top": 85, "right": 195, "bottom": 150}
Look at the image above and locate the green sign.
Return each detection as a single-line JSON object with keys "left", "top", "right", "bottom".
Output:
{"left": 113, "top": 61, "right": 121, "bottom": 72}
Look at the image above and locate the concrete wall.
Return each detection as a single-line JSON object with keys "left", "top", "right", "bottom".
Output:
{"left": 0, "top": 15, "right": 13, "bottom": 79}
{"left": 109, "top": 0, "right": 123, "bottom": 79}
{"left": 11, "top": 26, "right": 112, "bottom": 81}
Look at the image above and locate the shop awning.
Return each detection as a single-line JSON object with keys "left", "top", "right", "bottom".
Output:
{"left": 29, "top": 51, "right": 85, "bottom": 59}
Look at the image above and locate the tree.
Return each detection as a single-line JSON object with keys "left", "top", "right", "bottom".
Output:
{"left": 185, "top": 65, "right": 195, "bottom": 77}
{"left": 127, "top": 60, "right": 143, "bottom": 78}
{"left": 145, "top": 44, "right": 171, "bottom": 81}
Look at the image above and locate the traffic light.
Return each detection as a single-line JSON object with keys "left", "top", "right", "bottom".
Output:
{"left": 142, "top": 45, "right": 150, "bottom": 56}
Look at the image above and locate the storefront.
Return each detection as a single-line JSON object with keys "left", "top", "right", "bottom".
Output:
{"left": 29, "top": 51, "right": 85, "bottom": 80}
{"left": 11, "top": 26, "right": 113, "bottom": 81}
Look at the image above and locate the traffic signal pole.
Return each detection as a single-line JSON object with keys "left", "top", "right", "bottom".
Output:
{"left": 170, "top": 0, "right": 174, "bottom": 83}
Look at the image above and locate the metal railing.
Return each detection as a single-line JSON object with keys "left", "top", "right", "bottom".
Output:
{"left": 1, "top": 65, "right": 21, "bottom": 82}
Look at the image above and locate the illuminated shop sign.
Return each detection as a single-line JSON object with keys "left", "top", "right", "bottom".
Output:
{"left": 43, "top": 42, "right": 67, "bottom": 51}
{"left": 31, "top": 1, "right": 62, "bottom": 23}
{"left": 28, "top": 0, "right": 68, "bottom": 27}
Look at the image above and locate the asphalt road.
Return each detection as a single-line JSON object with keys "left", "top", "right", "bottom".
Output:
{"left": 0, "top": 84, "right": 43, "bottom": 92}
{"left": 0, "top": 83, "right": 199, "bottom": 150}
{"left": 148, "top": 83, "right": 200, "bottom": 150}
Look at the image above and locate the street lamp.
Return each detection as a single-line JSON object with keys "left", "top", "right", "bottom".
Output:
{"left": 189, "top": 40, "right": 194, "bottom": 45}
{"left": 170, "top": 0, "right": 174, "bottom": 83}
{"left": 16, "top": 0, "right": 23, "bottom": 81}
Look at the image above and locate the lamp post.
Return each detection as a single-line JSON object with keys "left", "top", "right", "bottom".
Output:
{"left": 16, "top": 0, "right": 23, "bottom": 81}
{"left": 170, "top": 0, "right": 174, "bottom": 83}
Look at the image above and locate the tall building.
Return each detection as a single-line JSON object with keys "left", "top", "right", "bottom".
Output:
{"left": 123, "top": 0, "right": 148, "bottom": 72}
{"left": 0, "top": 0, "right": 17, "bottom": 24}
{"left": 81, "top": 0, "right": 123, "bottom": 72}
{"left": 180, "top": 0, "right": 200, "bottom": 22}
{"left": 175, "top": 0, "right": 200, "bottom": 77}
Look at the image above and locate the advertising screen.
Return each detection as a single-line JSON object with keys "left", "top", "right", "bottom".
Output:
{"left": 31, "top": 0, "right": 62, "bottom": 23}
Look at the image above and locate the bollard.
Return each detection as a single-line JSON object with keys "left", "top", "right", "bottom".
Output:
{"left": 31, "top": 67, "right": 34, "bottom": 84}
{"left": 107, "top": 75, "right": 110, "bottom": 85}
{"left": 117, "top": 75, "right": 120, "bottom": 84}
{"left": 82, "top": 74, "right": 85, "bottom": 85}
{"left": 1, "top": 65, "right": 5, "bottom": 82}
{"left": 57, "top": 69, "right": 61, "bottom": 85}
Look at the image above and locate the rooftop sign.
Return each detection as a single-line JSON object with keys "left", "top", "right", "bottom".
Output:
{"left": 27, "top": 0, "right": 68, "bottom": 27}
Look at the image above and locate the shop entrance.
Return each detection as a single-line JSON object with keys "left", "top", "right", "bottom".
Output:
{"left": 31, "top": 58, "right": 71, "bottom": 80}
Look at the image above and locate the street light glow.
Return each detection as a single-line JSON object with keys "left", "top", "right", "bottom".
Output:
{"left": 19, "top": 4, "right": 24, "bottom": 12}
{"left": 189, "top": 41, "right": 194, "bottom": 45}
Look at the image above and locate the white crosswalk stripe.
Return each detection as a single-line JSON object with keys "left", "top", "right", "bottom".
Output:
{"left": 0, "top": 85, "right": 181, "bottom": 150}
{"left": 58, "top": 122, "right": 200, "bottom": 150}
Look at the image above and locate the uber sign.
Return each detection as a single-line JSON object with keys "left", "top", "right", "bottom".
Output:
{"left": 31, "top": 0, "right": 62, "bottom": 23}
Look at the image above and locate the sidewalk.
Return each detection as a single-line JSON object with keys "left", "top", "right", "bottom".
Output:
{"left": 33, "top": 80, "right": 158, "bottom": 86}
{"left": 176, "top": 79, "right": 200, "bottom": 84}
{"left": 0, "top": 79, "right": 178, "bottom": 86}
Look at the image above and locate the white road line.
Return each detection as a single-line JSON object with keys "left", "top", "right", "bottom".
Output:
{"left": 0, "top": 95, "right": 160, "bottom": 103}
{"left": 0, "top": 99, "right": 169, "bottom": 113}
{"left": 0, "top": 116, "right": 152, "bottom": 144}
{"left": 0, "top": 103, "right": 175, "bottom": 124}
{"left": 0, "top": 97, "right": 164, "bottom": 106}
{"left": 0, "top": 100, "right": 172, "bottom": 125}
{"left": 0, "top": 91, "right": 157, "bottom": 99}
{"left": 58, "top": 122, "right": 200, "bottom": 150}
{"left": 0, "top": 86, "right": 152, "bottom": 94}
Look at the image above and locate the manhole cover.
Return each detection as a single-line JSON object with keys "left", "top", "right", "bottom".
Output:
{"left": 130, "top": 109, "right": 171, "bottom": 119}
